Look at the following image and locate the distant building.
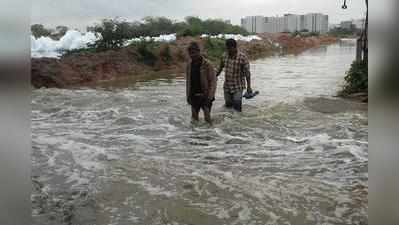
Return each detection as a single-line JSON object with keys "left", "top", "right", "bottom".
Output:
{"left": 338, "top": 19, "right": 365, "bottom": 30}
{"left": 340, "top": 21, "right": 353, "bottom": 30}
{"left": 264, "top": 16, "right": 285, "bottom": 33}
{"left": 353, "top": 19, "right": 366, "bottom": 29}
{"left": 241, "top": 16, "right": 266, "bottom": 33}
{"left": 329, "top": 24, "right": 340, "bottom": 30}
{"left": 304, "top": 13, "right": 329, "bottom": 33}
{"left": 241, "top": 13, "right": 328, "bottom": 34}
{"left": 284, "top": 14, "right": 301, "bottom": 32}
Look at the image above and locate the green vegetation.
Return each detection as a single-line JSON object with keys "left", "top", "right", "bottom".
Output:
{"left": 159, "top": 44, "right": 173, "bottom": 65}
{"left": 133, "top": 40, "right": 159, "bottom": 66}
{"left": 176, "top": 16, "right": 248, "bottom": 37}
{"left": 88, "top": 19, "right": 131, "bottom": 50}
{"left": 339, "top": 60, "right": 368, "bottom": 96}
{"left": 203, "top": 37, "right": 226, "bottom": 63}
{"left": 88, "top": 16, "right": 247, "bottom": 52}
{"left": 31, "top": 24, "right": 69, "bottom": 40}
{"left": 31, "top": 24, "right": 51, "bottom": 38}
{"left": 63, "top": 47, "right": 97, "bottom": 56}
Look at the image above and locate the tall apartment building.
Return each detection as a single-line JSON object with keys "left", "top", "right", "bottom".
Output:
{"left": 241, "top": 13, "right": 328, "bottom": 34}
{"left": 241, "top": 16, "right": 266, "bottom": 33}
{"left": 303, "top": 13, "right": 329, "bottom": 33}
{"left": 284, "top": 14, "right": 301, "bottom": 32}
{"left": 264, "top": 16, "right": 285, "bottom": 33}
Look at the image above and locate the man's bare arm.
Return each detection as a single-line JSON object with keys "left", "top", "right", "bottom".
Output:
{"left": 242, "top": 56, "right": 252, "bottom": 93}
{"left": 216, "top": 58, "right": 224, "bottom": 77}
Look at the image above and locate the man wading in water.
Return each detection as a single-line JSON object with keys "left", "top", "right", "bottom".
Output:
{"left": 217, "top": 39, "right": 253, "bottom": 112}
{"left": 186, "top": 42, "right": 217, "bottom": 124}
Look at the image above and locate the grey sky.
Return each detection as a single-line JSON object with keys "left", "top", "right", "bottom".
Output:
{"left": 31, "top": 0, "right": 367, "bottom": 30}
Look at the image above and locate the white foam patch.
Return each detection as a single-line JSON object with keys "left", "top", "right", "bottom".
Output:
{"left": 262, "top": 138, "right": 283, "bottom": 147}
{"left": 31, "top": 32, "right": 177, "bottom": 58}
{"left": 216, "top": 208, "right": 230, "bottom": 219}
{"left": 124, "top": 33, "right": 177, "bottom": 45}
{"left": 31, "top": 30, "right": 98, "bottom": 58}
{"left": 201, "top": 34, "right": 262, "bottom": 42}
{"left": 58, "top": 139, "right": 106, "bottom": 171}
{"left": 130, "top": 180, "right": 176, "bottom": 198}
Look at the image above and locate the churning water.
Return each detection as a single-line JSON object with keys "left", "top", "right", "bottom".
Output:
{"left": 32, "top": 40, "right": 367, "bottom": 225}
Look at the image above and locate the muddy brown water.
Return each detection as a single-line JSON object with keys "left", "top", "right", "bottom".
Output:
{"left": 32, "top": 39, "right": 367, "bottom": 225}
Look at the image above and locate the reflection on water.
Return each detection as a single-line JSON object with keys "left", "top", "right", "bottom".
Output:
{"left": 32, "top": 40, "right": 367, "bottom": 225}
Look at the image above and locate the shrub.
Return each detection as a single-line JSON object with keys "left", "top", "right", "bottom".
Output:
{"left": 291, "top": 31, "right": 301, "bottom": 37}
{"left": 176, "top": 48, "right": 186, "bottom": 61}
{"left": 309, "top": 32, "right": 320, "bottom": 37}
{"left": 31, "top": 24, "right": 51, "bottom": 38}
{"left": 340, "top": 60, "right": 368, "bottom": 95}
{"left": 159, "top": 44, "right": 173, "bottom": 64}
{"left": 90, "top": 19, "right": 131, "bottom": 51}
{"left": 135, "top": 40, "right": 158, "bottom": 66}
{"left": 177, "top": 28, "right": 194, "bottom": 37}
{"left": 204, "top": 38, "right": 226, "bottom": 63}
{"left": 63, "top": 47, "right": 97, "bottom": 56}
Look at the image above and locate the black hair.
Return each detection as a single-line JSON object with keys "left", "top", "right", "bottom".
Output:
{"left": 225, "top": 38, "right": 237, "bottom": 48}
{"left": 188, "top": 42, "right": 200, "bottom": 51}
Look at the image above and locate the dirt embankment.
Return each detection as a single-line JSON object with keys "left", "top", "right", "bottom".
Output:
{"left": 31, "top": 34, "right": 337, "bottom": 88}
{"left": 259, "top": 33, "right": 338, "bottom": 53}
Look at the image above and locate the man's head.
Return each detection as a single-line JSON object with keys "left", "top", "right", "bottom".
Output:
{"left": 187, "top": 42, "right": 201, "bottom": 62}
{"left": 225, "top": 39, "right": 238, "bottom": 57}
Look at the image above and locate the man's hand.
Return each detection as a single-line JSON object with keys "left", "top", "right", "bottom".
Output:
{"left": 187, "top": 98, "right": 192, "bottom": 105}
{"left": 206, "top": 97, "right": 214, "bottom": 106}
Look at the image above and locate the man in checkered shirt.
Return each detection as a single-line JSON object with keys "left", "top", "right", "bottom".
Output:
{"left": 216, "top": 39, "right": 253, "bottom": 112}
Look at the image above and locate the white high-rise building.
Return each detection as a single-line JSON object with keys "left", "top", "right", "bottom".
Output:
{"left": 241, "top": 16, "right": 266, "bottom": 33}
{"left": 242, "top": 13, "right": 329, "bottom": 34}
{"left": 303, "top": 13, "right": 329, "bottom": 34}
{"left": 284, "top": 14, "right": 301, "bottom": 32}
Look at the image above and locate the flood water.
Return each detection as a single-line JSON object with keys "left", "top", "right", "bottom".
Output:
{"left": 32, "top": 39, "right": 368, "bottom": 225}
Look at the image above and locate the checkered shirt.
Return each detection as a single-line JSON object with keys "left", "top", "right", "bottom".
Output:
{"left": 222, "top": 51, "right": 251, "bottom": 92}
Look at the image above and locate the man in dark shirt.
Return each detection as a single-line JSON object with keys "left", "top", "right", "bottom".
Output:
{"left": 186, "top": 42, "right": 217, "bottom": 124}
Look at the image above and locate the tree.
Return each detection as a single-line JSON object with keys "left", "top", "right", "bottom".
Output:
{"left": 184, "top": 16, "right": 204, "bottom": 36}
{"left": 90, "top": 19, "right": 131, "bottom": 50}
{"left": 31, "top": 24, "right": 51, "bottom": 38}
{"left": 55, "top": 26, "right": 68, "bottom": 36}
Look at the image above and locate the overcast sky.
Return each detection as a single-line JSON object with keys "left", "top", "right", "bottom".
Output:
{"left": 31, "top": 0, "right": 367, "bottom": 30}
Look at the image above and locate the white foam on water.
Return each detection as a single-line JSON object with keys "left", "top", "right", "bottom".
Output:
{"left": 216, "top": 208, "right": 230, "bottom": 219}
{"left": 201, "top": 34, "right": 262, "bottom": 42}
{"left": 131, "top": 180, "right": 176, "bottom": 198}
{"left": 124, "top": 33, "right": 177, "bottom": 45}
{"left": 58, "top": 140, "right": 106, "bottom": 171}
{"left": 345, "top": 145, "right": 368, "bottom": 161}
{"left": 262, "top": 138, "right": 283, "bottom": 147}
{"left": 47, "top": 150, "right": 60, "bottom": 167}
{"left": 31, "top": 30, "right": 98, "bottom": 58}
{"left": 236, "top": 202, "right": 252, "bottom": 222}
